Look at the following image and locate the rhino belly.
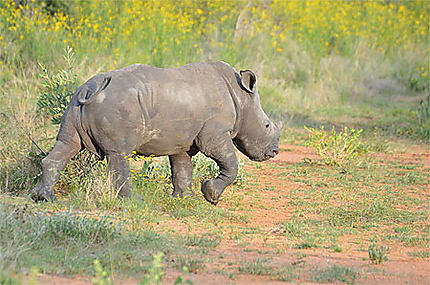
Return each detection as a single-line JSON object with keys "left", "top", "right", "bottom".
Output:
{"left": 135, "top": 117, "right": 204, "bottom": 156}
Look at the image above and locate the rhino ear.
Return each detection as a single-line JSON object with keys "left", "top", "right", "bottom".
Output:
{"left": 240, "top": 70, "right": 257, "bottom": 94}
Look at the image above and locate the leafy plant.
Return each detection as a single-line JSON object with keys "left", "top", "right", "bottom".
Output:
{"left": 409, "top": 65, "right": 429, "bottom": 91}
{"left": 92, "top": 260, "right": 113, "bottom": 285}
{"left": 138, "top": 252, "right": 194, "bottom": 285}
{"left": 305, "top": 126, "right": 363, "bottom": 166}
{"left": 368, "top": 241, "right": 388, "bottom": 264}
{"left": 140, "top": 252, "right": 164, "bottom": 285}
{"left": 37, "top": 46, "right": 77, "bottom": 125}
{"left": 415, "top": 95, "right": 430, "bottom": 141}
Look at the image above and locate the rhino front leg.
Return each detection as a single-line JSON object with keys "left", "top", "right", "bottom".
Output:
{"left": 32, "top": 139, "right": 80, "bottom": 201}
{"left": 107, "top": 153, "right": 131, "bottom": 198}
{"left": 197, "top": 132, "right": 238, "bottom": 205}
{"left": 169, "top": 152, "right": 193, "bottom": 198}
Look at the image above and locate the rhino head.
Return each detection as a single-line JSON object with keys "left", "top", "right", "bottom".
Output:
{"left": 232, "top": 70, "right": 282, "bottom": 162}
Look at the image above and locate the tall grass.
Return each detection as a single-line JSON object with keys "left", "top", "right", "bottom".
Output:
{"left": 0, "top": 0, "right": 429, "bottom": 200}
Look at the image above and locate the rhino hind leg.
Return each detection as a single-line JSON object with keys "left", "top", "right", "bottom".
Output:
{"left": 106, "top": 154, "right": 131, "bottom": 198}
{"left": 32, "top": 139, "right": 81, "bottom": 201}
{"left": 169, "top": 152, "right": 194, "bottom": 198}
{"left": 196, "top": 132, "right": 238, "bottom": 205}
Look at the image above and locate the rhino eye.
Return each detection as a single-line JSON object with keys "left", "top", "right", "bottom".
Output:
{"left": 265, "top": 123, "right": 270, "bottom": 128}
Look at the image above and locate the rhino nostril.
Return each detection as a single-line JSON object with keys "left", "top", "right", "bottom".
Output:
{"left": 273, "top": 149, "right": 279, "bottom": 155}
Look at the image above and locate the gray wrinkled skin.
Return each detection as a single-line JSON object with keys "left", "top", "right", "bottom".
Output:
{"left": 32, "top": 62, "right": 281, "bottom": 205}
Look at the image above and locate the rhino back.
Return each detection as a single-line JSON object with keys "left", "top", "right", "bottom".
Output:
{"left": 79, "top": 63, "right": 236, "bottom": 156}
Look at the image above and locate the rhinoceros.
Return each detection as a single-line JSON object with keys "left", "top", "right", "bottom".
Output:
{"left": 32, "top": 61, "right": 281, "bottom": 205}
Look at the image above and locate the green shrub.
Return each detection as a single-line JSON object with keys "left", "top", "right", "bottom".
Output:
{"left": 409, "top": 65, "right": 429, "bottom": 91}
{"left": 305, "top": 126, "right": 364, "bottom": 166}
{"left": 368, "top": 241, "right": 389, "bottom": 264}
{"left": 92, "top": 260, "right": 113, "bottom": 285}
{"left": 139, "top": 252, "right": 194, "bottom": 285}
{"left": 191, "top": 153, "right": 219, "bottom": 182}
{"left": 37, "top": 46, "right": 77, "bottom": 125}
{"left": 139, "top": 252, "right": 164, "bottom": 285}
{"left": 415, "top": 95, "right": 430, "bottom": 142}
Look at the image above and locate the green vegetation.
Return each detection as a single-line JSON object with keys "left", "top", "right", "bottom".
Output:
{"left": 139, "top": 252, "right": 164, "bottom": 285}
{"left": 305, "top": 126, "right": 364, "bottom": 166}
{"left": 408, "top": 250, "right": 430, "bottom": 259}
{"left": 368, "top": 241, "right": 389, "bottom": 265}
{"left": 238, "top": 258, "right": 296, "bottom": 282}
{"left": 311, "top": 265, "right": 359, "bottom": 285}
{"left": 0, "top": 203, "right": 217, "bottom": 282}
{"left": 36, "top": 46, "right": 77, "bottom": 125}
{"left": 92, "top": 260, "right": 113, "bottom": 285}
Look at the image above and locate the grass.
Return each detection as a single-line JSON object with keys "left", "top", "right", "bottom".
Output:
{"left": 174, "top": 256, "right": 206, "bottom": 274}
{"left": 238, "top": 259, "right": 297, "bottom": 282}
{"left": 0, "top": 202, "right": 222, "bottom": 281}
{"left": 185, "top": 234, "right": 221, "bottom": 248}
{"left": 311, "top": 265, "right": 359, "bottom": 285}
{"left": 408, "top": 250, "right": 430, "bottom": 259}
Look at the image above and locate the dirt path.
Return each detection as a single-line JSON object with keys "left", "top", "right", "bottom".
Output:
{"left": 158, "top": 144, "right": 429, "bottom": 284}
{"left": 36, "top": 144, "right": 430, "bottom": 284}
{"left": 202, "top": 144, "right": 429, "bottom": 285}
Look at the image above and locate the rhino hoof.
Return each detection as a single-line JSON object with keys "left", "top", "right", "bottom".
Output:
{"left": 31, "top": 187, "right": 55, "bottom": 202}
{"left": 201, "top": 180, "right": 219, "bottom": 205}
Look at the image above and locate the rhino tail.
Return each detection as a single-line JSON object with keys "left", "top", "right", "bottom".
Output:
{"left": 77, "top": 76, "right": 112, "bottom": 105}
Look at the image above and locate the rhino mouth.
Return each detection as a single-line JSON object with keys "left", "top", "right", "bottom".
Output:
{"left": 251, "top": 152, "right": 277, "bottom": 162}
{"left": 266, "top": 152, "right": 277, "bottom": 159}
{"left": 233, "top": 140, "right": 279, "bottom": 162}
{"left": 254, "top": 156, "right": 271, "bottom": 162}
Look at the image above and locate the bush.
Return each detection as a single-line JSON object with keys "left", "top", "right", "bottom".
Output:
{"left": 305, "top": 126, "right": 364, "bottom": 166}
{"left": 368, "top": 241, "right": 389, "bottom": 264}
{"left": 37, "top": 46, "right": 77, "bottom": 125}
{"left": 92, "top": 260, "right": 113, "bottom": 285}
{"left": 415, "top": 95, "right": 430, "bottom": 142}
{"left": 139, "top": 252, "right": 164, "bottom": 285}
{"left": 409, "top": 65, "right": 429, "bottom": 91}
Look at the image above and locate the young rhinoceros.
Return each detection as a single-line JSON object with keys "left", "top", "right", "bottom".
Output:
{"left": 32, "top": 61, "right": 281, "bottom": 205}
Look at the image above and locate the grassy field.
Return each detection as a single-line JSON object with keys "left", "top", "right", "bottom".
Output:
{"left": 0, "top": 0, "right": 429, "bottom": 284}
